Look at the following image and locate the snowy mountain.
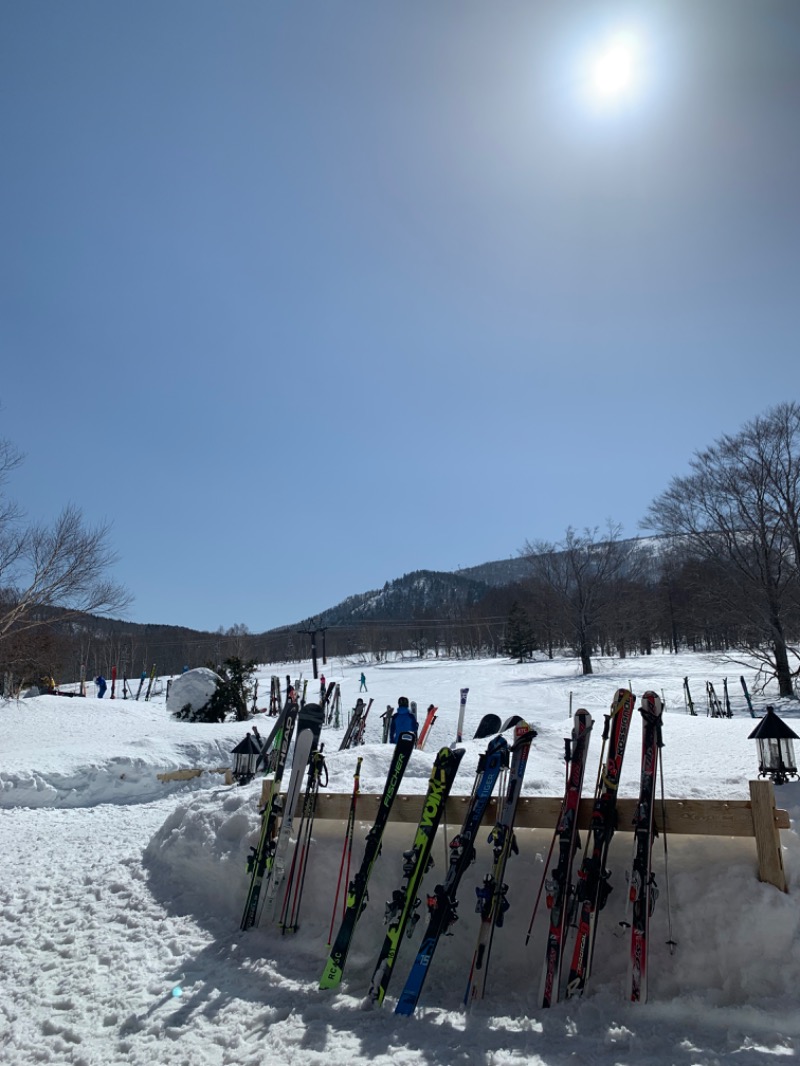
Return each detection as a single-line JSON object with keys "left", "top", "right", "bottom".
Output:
{"left": 297, "top": 568, "right": 491, "bottom": 628}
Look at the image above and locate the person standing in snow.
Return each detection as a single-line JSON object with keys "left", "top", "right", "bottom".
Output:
{"left": 96, "top": 675, "right": 107, "bottom": 698}
{"left": 390, "top": 697, "right": 418, "bottom": 743}
{"left": 359, "top": 672, "right": 367, "bottom": 692}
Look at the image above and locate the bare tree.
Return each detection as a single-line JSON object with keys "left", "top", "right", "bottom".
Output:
{"left": 521, "top": 523, "right": 640, "bottom": 675}
{"left": 643, "top": 403, "right": 800, "bottom": 698}
{"left": 0, "top": 435, "right": 130, "bottom": 647}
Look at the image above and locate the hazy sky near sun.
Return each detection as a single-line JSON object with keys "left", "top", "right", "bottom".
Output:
{"left": 1, "top": 1, "right": 798, "bottom": 633}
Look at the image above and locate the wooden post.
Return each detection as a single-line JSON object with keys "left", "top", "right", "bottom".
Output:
{"left": 749, "top": 779, "right": 788, "bottom": 893}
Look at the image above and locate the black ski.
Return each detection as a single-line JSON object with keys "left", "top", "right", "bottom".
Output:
{"left": 740, "top": 676, "right": 756, "bottom": 718}
{"left": 473, "top": 713, "right": 502, "bottom": 739}
{"left": 628, "top": 691, "right": 664, "bottom": 1003}
{"left": 320, "top": 732, "right": 416, "bottom": 989}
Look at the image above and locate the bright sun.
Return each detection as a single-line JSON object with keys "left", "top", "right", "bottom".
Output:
{"left": 588, "top": 33, "right": 640, "bottom": 104}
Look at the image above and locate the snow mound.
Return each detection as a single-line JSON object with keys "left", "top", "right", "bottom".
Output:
{"left": 144, "top": 787, "right": 253, "bottom": 922}
{"left": 166, "top": 667, "right": 223, "bottom": 717}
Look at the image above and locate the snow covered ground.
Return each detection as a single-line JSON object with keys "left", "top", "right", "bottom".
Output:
{"left": 2, "top": 651, "right": 800, "bottom": 1066}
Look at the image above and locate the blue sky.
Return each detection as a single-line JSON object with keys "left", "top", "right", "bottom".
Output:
{"left": 1, "top": 2, "right": 798, "bottom": 633}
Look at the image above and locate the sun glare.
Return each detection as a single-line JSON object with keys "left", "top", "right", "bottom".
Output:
{"left": 593, "top": 41, "right": 634, "bottom": 97}
{"left": 586, "top": 32, "right": 642, "bottom": 107}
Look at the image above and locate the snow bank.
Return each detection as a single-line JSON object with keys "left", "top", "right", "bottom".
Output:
{"left": 0, "top": 691, "right": 248, "bottom": 808}
{"left": 2, "top": 654, "right": 800, "bottom": 1066}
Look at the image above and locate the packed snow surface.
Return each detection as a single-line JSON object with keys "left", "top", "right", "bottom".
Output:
{"left": 2, "top": 651, "right": 799, "bottom": 1066}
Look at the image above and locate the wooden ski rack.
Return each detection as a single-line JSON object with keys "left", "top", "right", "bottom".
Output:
{"left": 309, "top": 779, "right": 790, "bottom": 892}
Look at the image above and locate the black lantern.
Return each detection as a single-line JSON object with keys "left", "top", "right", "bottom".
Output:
{"left": 231, "top": 731, "right": 263, "bottom": 785}
{"left": 748, "top": 706, "right": 799, "bottom": 786}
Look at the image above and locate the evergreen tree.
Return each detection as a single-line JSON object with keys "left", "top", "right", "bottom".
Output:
{"left": 504, "top": 601, "right": 535, "bottom": 663}
{"left": 173, "top": 656, "right": 256, "bottom": 723}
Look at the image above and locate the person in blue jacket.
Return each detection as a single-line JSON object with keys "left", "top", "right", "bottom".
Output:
{"left": 96, "top": 675, "right": 107, "bottom": 698}
{"left": 389, "top": 696, "right": 418, "bottom": 743}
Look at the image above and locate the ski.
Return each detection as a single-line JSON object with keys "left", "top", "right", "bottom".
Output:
{"left": 110, "top": 665, "right": 117, "bottom": 700}
{"left": 417, "top": 704, "right": 438, "bottom": 749}
{"left": 722, "top": 678, "right": 732, "bottom": 718}
{"left": 365, "top": 745, "right": 465, "bottom": 1008}
{"left": 628, "top": 691, "right": 664, "bottom": 1003}
{"left": 455, "top": 688, "right": 469, "bottom": 744}
{"left": 353, "top": 698, "right": 374, "bottom": 746}
{"left": 260, "top": 728, "right": 315, "bottom": 923}
{"left": 395, "top": 735, "right": 509, "bottom": 1016}
{"left": 500, "top": 715, "right": 524, "bottom": 731}
{"left": 740, "top": 676, "right": 756, "bottom": 718}
{"left": 464, "top": 721, "right": 537, "bottom": 1008}
{"left": 683, "top": 677, "right": 696, "bottom": 716}
{"left": 320, "top": 731, "right": 416, "bottom": 990}
{"left": 565, "top": 688, "right": 636, "bottom": 998}
{"left": 706, "top": 681, "right": 723, "bottom": 718}
{"left": 144, "top": 663, "right": 156, "bottom": 701}
{"left": 340, "top": 698, "right": 369, "bottom": 751}
{"left": 322, "top": 680, "right": 336, "bottom": 713}
{"left": 240, "top": 699, "right": 300, "bottom": 931}
{"left": 473, "top": 713, "right": 501, "bottom": 740}
{"left": 538, "top": 709, "right": 594, "bottom": 1008}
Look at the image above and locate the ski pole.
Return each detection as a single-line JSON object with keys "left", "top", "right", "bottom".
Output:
{"left": 524, "top": 741, "right": 569, "bottom": 944}
{"left": 327, "top": 757, "right": 361, "bottom": 945}
{"left": 658, "top": 740, "right": 676, "bottom": 955}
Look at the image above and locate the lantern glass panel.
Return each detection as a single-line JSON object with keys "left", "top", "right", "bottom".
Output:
{"left": 779, "top": 738, "right": 797, "bottom": 774}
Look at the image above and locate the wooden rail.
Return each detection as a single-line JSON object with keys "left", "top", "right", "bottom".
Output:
{"left": 157, "top": 766, "right": 233, "bottom": 784}
{"left": 306, "top": 779, "right": 790, "bottom": 892}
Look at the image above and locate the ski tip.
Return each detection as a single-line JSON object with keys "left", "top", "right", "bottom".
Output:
{"left": 510, "top": 723, "right": 537, "bottom": 748}
{"left": 499, "top": 715, "right": 523, "bottom": 731}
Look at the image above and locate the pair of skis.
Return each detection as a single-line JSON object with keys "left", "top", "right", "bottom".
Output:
{"left": 534, "top": 707, "right": 594, "bottom": 1008}
{"left": 394, "top": 733, "right": 509, "bottom": 1014}
{"left": 364, "top": 744, "right": 465, "bottom": 1007}
{"left": 564, "top": 688, "right": 636, "bottom": 998}
{"left": 339, "top": 698, "right": 373, "bottom": 750}
{"left": 464, "top": 721, "right": 537, "bottom": 1009}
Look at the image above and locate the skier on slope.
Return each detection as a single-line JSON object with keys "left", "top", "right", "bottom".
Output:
{"left": 359, "top": 672, "right": 367, "bottom": 692}
{"left": 95, "top": 675, "right": 107, "bottom": 698}
{"left": 390, "top": 697, "right": 418, "bottom": 742}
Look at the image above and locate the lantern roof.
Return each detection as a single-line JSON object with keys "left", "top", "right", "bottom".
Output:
{"left": 747, "top": 706, "right": 800, "bottom": 742}
{"left": 231, "top": 733, "right": 263, "bottom": 756}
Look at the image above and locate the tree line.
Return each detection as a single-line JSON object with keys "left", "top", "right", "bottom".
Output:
{"left": 1, "top": 404, "right": 799, "bottom": 697}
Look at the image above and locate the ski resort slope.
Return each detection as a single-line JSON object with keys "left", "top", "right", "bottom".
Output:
{"left": 2, "top": 651, "right": 799, "bottom": 1066}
